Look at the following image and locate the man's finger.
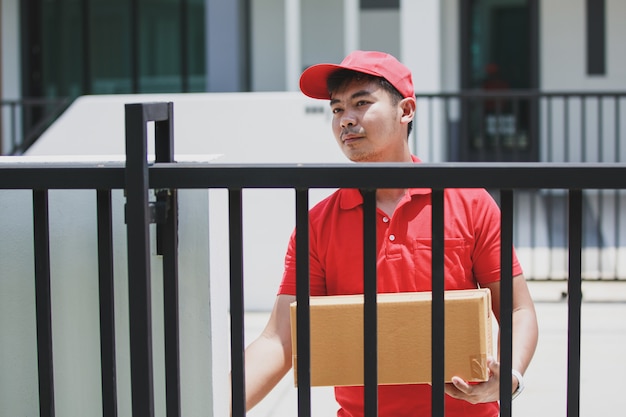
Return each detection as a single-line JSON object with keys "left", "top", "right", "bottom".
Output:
{"left": 487, "top": 357, "right": 500, "bottom": 377}
{"left": 444, "top": 382, "right": 464, "bottom": 399}
{"left": 451, "top": 376, "right": 471, "bottom": 393}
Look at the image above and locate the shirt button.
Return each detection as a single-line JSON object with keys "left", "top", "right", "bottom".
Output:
{"left": 382, "top": 217, "right": 390, "bottom": 223}
{"left": 389, "top": 234, "right": 396, "bottom": 241}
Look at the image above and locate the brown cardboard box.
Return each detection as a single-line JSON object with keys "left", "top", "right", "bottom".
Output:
{"left": 290, "top": 288, "right": 492, "bottom": 387}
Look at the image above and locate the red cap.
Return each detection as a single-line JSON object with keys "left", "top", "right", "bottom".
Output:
{"left": 299, "top": 50, "right": 414, "bottom": 100}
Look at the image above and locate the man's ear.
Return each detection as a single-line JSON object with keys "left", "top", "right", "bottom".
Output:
{"left": 399, "top": 97, "right": 416, "bottom": 124}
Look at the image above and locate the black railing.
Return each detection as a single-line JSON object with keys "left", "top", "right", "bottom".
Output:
{"left": 413, "top": 90, "right": 626, "bottom": 164}
{"left": 0, "top": 97, "right": 71, "bottom": 155}
{"left": 2, "top": 102, "right": 626, "bottom": 416}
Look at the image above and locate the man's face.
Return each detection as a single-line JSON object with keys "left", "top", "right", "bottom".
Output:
{"left": 329, "top": 78, "right": 408, "bottom": 163}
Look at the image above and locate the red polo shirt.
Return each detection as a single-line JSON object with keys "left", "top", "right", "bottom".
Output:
{"left": 278, "top": 161, "right": 522, "bottom": 417}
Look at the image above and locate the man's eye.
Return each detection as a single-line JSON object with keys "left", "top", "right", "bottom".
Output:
{"left": 331, "top": 108, "right": 343, "bottom": 114}
{"left": 356, "top": 100, "right": 369, "bottom": 106}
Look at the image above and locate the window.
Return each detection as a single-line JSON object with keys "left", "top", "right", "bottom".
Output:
{"left": 23, "top": 0, "right": 206, "bottom": 98}
{"left": 586, "top": 0, "right": 606, "bottom": 75}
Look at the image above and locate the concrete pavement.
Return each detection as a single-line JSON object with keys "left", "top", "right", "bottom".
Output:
{"left": 244, "top": 281, "right": 626, "bottom": 416}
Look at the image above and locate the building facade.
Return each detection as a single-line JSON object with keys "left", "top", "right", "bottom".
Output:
{"left": 2, "top": 0, "right": 626, "bottom": 158}
{"left": 5, "top": 1, "right": 624, "bottom": 94}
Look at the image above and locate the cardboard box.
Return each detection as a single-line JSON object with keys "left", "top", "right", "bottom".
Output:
{"left": 290, "top": 288, "right": 492, "bottom": 387}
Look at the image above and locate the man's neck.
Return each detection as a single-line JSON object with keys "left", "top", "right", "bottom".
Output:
{"left": 376, "top": 188, "right": 407, "bottom": 216}
{"left": 372, "top": 150, "right": 413, "bottom": 215}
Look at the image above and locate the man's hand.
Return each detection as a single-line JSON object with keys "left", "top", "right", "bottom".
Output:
{"left": 444, "top": 357, "right": 514, "bottom": 404}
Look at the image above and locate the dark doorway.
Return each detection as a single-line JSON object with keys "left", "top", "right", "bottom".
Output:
{"left": 458, "top": 0, "right": 539, "bottom": 162}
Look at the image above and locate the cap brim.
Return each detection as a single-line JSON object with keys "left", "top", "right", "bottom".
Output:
{"left": 299, "top": 51, "right": 415, "bottom": 100}
{"left": 299, "top": 58, "right": 405, "bottom": 100}
{"left": 299, "top": 63, "right": 345, "bottom": 100}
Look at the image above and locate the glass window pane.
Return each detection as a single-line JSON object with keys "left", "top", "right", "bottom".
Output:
{"left": 91, "top": 0, "right": 133, "bottom": 94}
{"left": 187, "top": 0, "right": 207, "bottom": 92}
{"left": 139, "top": 0, "right": 182, "bottom": 93}
{"left": 30, "top": 0, "right": 206, "bottom": 97}
{"left": 41, "top": 0, "right": 84, "bottom": 97}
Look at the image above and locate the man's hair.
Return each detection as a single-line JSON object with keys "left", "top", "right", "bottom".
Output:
{"left": 326, "top": 69, "right": 413, "bottom": 137}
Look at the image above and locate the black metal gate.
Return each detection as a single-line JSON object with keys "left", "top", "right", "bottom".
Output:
{"left": 3, "top": 102, "right": 626, "bottom": 416}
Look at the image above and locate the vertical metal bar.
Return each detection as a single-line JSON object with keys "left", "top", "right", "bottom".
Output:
{"left": 229, "top": 189, "right": 246, "bottom": 417}
{"left": 581, "top": 98, "right": 587, "bottom": 162}
{"left": 154, "top": 102, "right": 174, "bottom": 165}
{"left": 431, "top": 189, "right": 445, "bottom": 417}
{"left": 11, "top": 103, "right": 17, "bottom": 152}
{"left": 444, "top": 97, "right": 451, "bottom": 162}
{"left": 547, "top": 96, "right": 553, "bottom": 161}
{"left": 478, "top": 97, "right": 486, "bottom": 161}
{"left": 362, "top": 189, "right": 378, "bottom": 417}
{"left": 295, "top": 188, "right": 311, "bottom": 417}
{"left": 97, "top": 189, "right": 118, "bottom": 417}
{"left": 530, "top": 185, "right": 537, "bottom": 252}
{"left": 459, "top": 0, "right": 471, "bottom": 89}
{"left": 499, "top": 190, "right": 514, "bottom": 417}
{"left": 494, "top": 98, "right": 502, "bottom": 160}
{"left": 154, "top": 103, "right": 181, "bottom": 417}
{"left": 546, "top": 187, "right": 555, "bottom": 276}
{"left": 598, "top": 97, "right": 603, "bottom": 161}
{"left": 81, "top": 0, "right": 92, "bottom": 94}
{"left": 511, "top": 99, "right": 519, "bottom": 159}
{"left": 33, "top": 189, "right": 55, "bottom": 417}
{"left": 428, "top": 97, "right": 434, "bottom": 162}
{"left": 180, "top": 0, "right": 189, "bottom": 92}
{"left": 125, "top": 103, "right": 155, "bottom": 417}
{"left": 413, "top": 97, "right": 419, "bottom": 154}
{"left": 130, "top": 0, "right": 140, "bottom": 93}
{"left": 596, "top": 98, "right": 604, "bottom": 270}
{"left": 567, "top": 190, "right": 583, "bottom": 417}
{"left": 616, "top": 96, "right": 621, "bottom": 161}
{"left": 529, "top": 92, "right": 540, "bottom": 162}
{"left": 564, "top": 97, "right": 570, "bottom": 161}
{"left": 529, "top": 0, "right": 540, "bottom": 90}
{"left": 239, "top": 0, "right": 253, "bottom": 91}
{"left": 615, "top": 97, "right": 621, "bottom": 249}
{"left": 597, "top": 187, "right": 603, "bottom": 269}
{"left": 460, "top": 96, "right": 470, "bottom": 161}
{"left": 155, "top": 103, "right": 174, "bottom": 259}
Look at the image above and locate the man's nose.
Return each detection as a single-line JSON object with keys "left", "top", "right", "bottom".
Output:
{"left": 340, "top": 111, "right": 356, "bottom": 128}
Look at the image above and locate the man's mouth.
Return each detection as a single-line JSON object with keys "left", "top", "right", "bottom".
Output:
{"left": 341, "top": 132, "right": 363, "bottom": 144}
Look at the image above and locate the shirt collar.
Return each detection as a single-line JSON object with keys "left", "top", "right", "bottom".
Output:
{"left": 339, "top": 155, "right": 432, "bottom": 210}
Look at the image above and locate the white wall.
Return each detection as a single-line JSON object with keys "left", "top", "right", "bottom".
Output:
{"left": 301, "top": 0, "right": 344, "bottom": 70}
{"left": 401, "top": 0, "right": 448, "bottom": 161}
{"left": 541, "top": 0, "right": 626, "bottom": 90}
{"left": 401, "top": 0, "right": 442, "bottom": 93}
{"left": 441, "top": 0, "right": 460, "bottom": 92}
{"left": 360, "top": 9, "right": 400, "bottom": 58}
{"left": 251, "top": 0, "right": 403, "bottom": 93}
{"left": 251, "top": 0, "right": 286, "bottom": 91}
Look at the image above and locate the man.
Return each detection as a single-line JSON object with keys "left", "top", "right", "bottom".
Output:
{"left": 240, "top": 51, "right": 538, "bottom": 416}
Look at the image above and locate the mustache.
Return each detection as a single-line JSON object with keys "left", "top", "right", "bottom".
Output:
{"left": 340, "top": 127, "right": 363, "bottom": 138}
